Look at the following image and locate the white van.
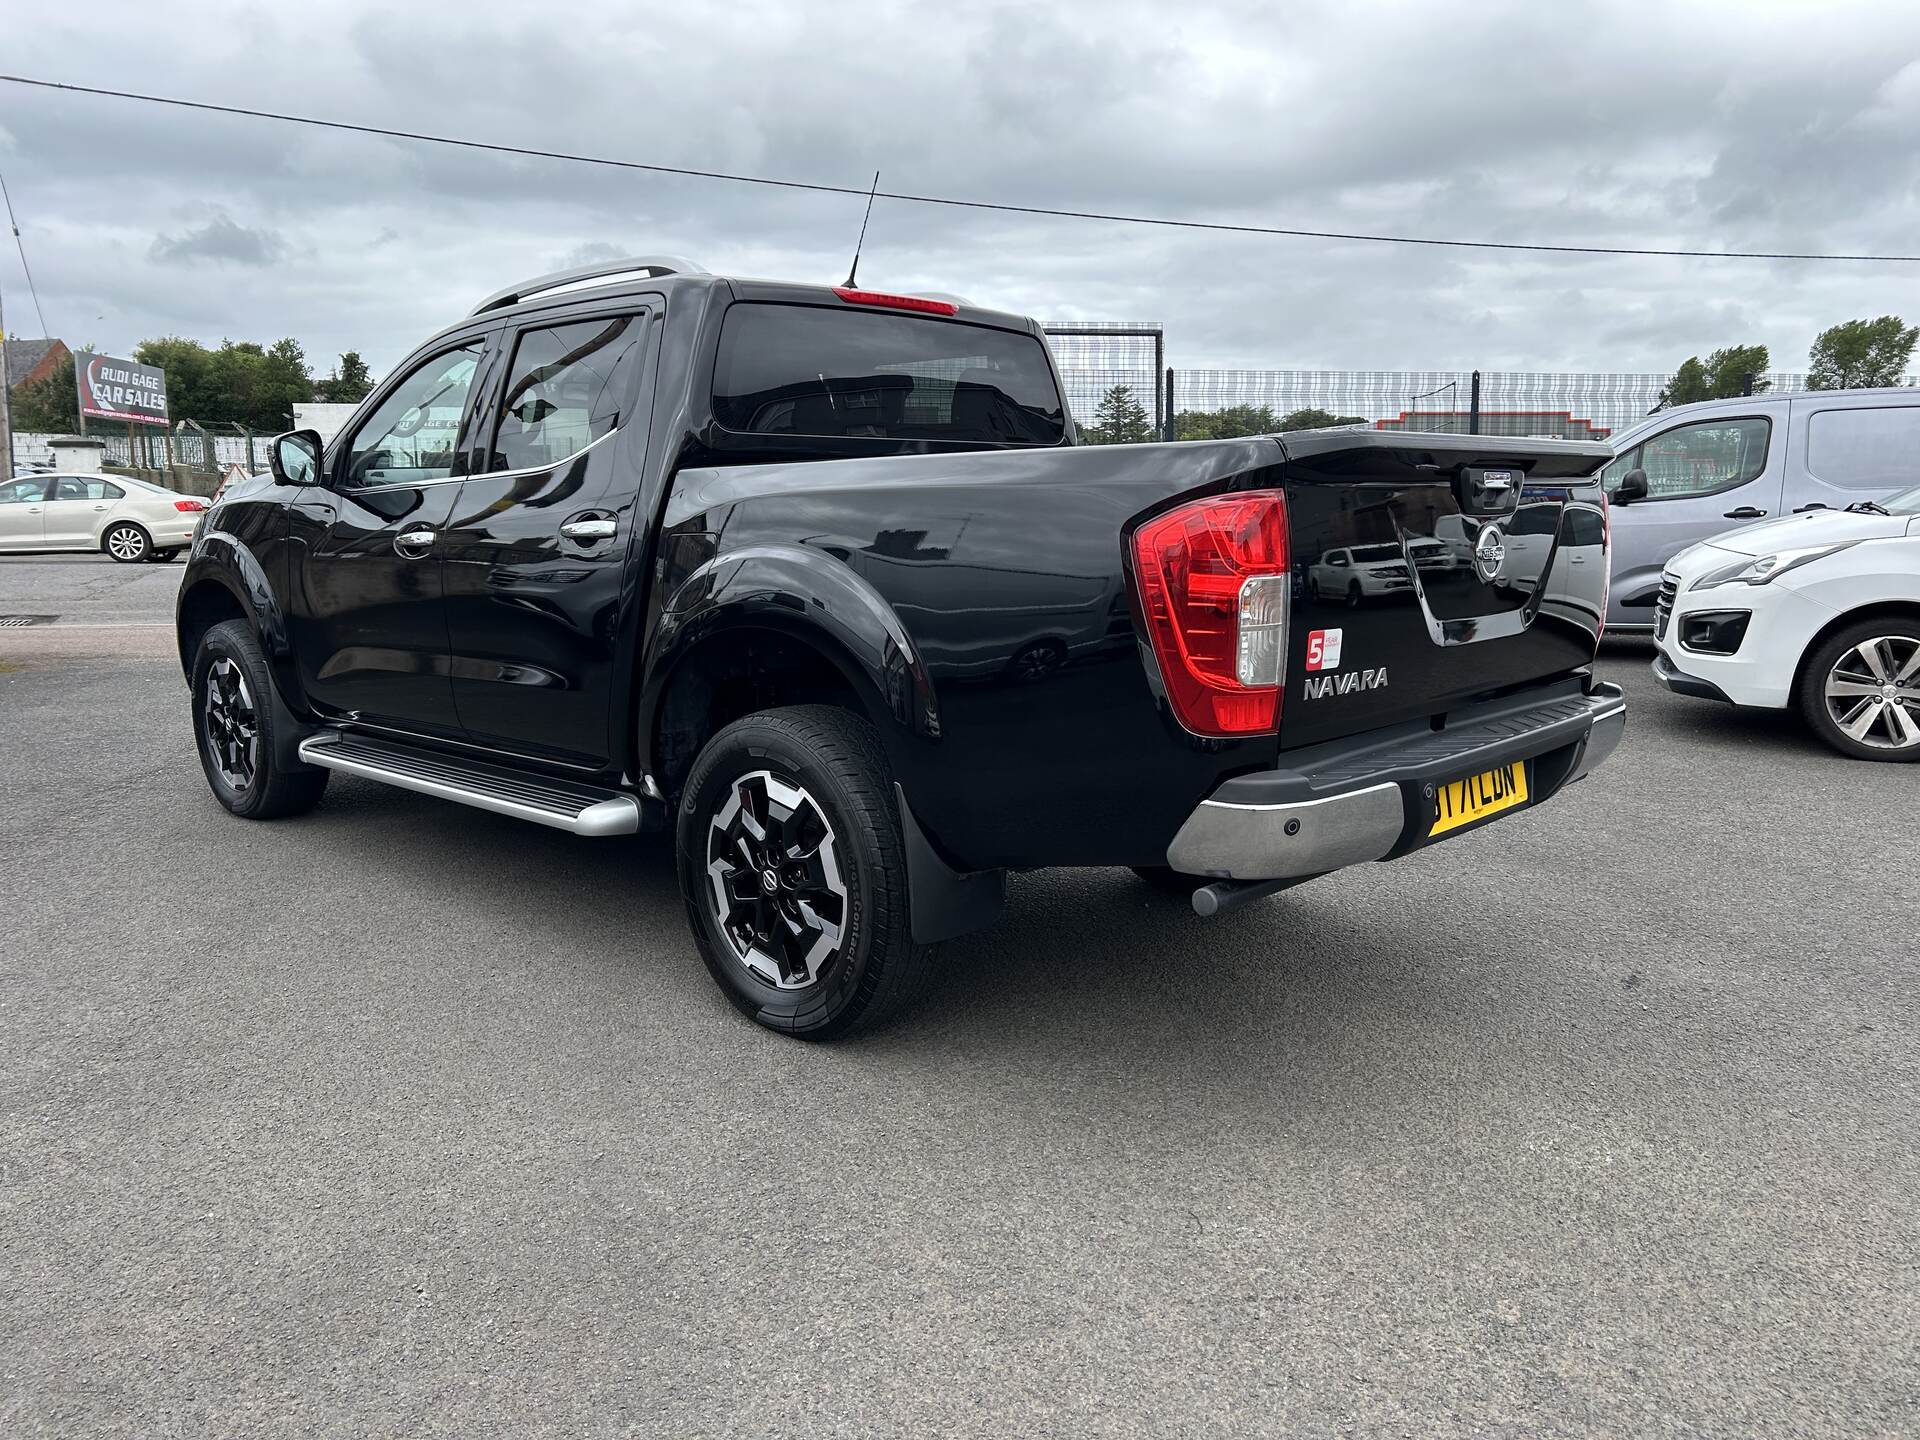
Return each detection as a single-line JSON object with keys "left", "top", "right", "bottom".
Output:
{"left": 1600, "top": 387, "right": 1920, "bottom": 631}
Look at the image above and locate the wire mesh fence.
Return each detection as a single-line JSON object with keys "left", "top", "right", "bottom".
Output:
{"left": 1168, "top": 369, "right": 1681, "bottom": 439}
{"left": 1041, "top": 322, "right": 1163, "bottom": 440}
{"left": 1042, "top": 336, "right": 1919, "bottom": 444}
{"left": 14, "top": 429, "right": 275, "bottom": 474}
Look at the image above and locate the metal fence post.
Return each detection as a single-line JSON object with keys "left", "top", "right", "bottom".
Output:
{"left": 1164, "top": 367, "right": 1176, "bottom": 441}
{"left": 1742, "top": 372, "right": 1756, "bottom": 397}
{"left": 1469, "top": 370, "right": 1482, "bottom": 435}
{"left": 1152, "top": 330, "right": 1165, "bottom": 436}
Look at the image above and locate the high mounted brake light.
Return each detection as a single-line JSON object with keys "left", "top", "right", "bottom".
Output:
{"left": 831, "top": 287, "right": 959, "bottom": 317}
{"left": 1131, "top": 490, "right": 1290, "bottom": 737}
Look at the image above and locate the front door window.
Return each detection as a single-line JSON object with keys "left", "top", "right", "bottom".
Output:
{"left": 1603, "top": 417, "right": 1771, "bottom": 501}
{"left": 339, "top": 343, "right": 485, "bottom": 488}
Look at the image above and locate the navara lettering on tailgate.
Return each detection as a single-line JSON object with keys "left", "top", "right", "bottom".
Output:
{"left": 1303, "top": 667, "right": 1388, "bottom": 699}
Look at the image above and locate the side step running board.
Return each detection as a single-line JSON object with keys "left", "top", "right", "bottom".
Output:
{"left": 298, "top": 732, "right": 641, "bottom": 837}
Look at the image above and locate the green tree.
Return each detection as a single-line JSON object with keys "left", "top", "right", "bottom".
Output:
{"left": 1174, "top": 404, "right": 1279, "bottom": 440}
{"left": 258, "top": 338, "right": 314, "bottom": 429}
{"left": 1171, "top": 404, "right": 1365, "bottom": 440}
{"left": 133, "top": 335, "right": 314, "bottom": 430}
{"left": 1807, "top": 316, "right": 1918, "bottom": 390}
{"left": 1082, "top": 384, "right": 1154, "bottom": 444}
{"left": 134, "top": 336, "right": 220, "bottom": 422}
{"left": 10, "top": 352, "right": 80, "bottom": 431}
{"left": 1276, "top": 407, "right": 1366, "bottom": 431}
{"left": 314, "top": 350, "right": 374, "bottom": 404}
{"left": 1658, "top": 344, "right": 1771, "bottom": 407}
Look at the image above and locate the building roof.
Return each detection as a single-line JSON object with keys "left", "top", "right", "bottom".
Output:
{"left": 5, "top": 337, "right": 64, "bottom": 388}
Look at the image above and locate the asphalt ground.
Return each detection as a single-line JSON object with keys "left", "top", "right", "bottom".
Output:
{"left": 1, "top": 555, "right": 1915, "bottom": 1437}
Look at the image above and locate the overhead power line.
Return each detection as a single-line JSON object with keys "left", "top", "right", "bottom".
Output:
{"left": 0, "top": 166, "right": 51, "bottom": 336}
{"left": 3, "top": 72, "right": 1918, "bottom": 264}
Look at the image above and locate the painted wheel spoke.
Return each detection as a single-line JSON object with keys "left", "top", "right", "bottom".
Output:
{"left": 1825, "top": 636, "right": 1920, "bottom": 749}
{"left": 1838, "top": 698, "right": 1886, "bottom": 741}
{"left": 203, "top": 657, "right": 261, "bottom": 789}
{"left": 706, "top": 767, "right": 850, "bottom": 991}
{"left": 1888, "top": 699, "right": 1920, "bottom": 746}
{"left": 1826, "top": 678, "right": 1882, "bottom": 699}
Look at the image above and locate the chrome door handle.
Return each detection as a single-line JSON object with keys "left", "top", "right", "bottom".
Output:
{"left": 560, "top": 518, "right": 616, "bottom": 542}
{"left": 393, "top": 529, "right": 437, "bottom": 556}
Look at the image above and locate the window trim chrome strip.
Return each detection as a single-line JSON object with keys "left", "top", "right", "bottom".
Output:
{"left": 344, "top": 426, "right": 621, "bottom": 493}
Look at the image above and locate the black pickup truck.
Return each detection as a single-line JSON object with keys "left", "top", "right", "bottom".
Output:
{"left": 178, "top": 256, "right": 1624, "bottom": 1037}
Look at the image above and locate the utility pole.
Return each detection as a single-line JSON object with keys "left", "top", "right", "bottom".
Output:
{"left": 0, "top": 286, "right": 13, "bottom": 482}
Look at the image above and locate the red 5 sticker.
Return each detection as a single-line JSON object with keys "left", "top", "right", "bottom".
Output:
{"left": 1305, "top": 628, "right": 1343, "bottom": 672}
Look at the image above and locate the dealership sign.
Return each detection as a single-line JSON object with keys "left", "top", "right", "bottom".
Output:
{"left": 75, "top": 351, "right": 169, "bottom": 426}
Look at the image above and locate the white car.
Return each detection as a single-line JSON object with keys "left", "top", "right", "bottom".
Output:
{"left": 1308, "top": 544, "right": 1413, "bottom": 606}
{"left": 0, "top": 472, "right": 209, "bottom": 562}
{"left": 1406, "top": 537, "right": 1459, "bottom": 576}
{"left": 1653, "top": 487, "right": 1920, "bottom": 760}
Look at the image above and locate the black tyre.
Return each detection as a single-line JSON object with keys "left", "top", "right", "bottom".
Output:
{"left": 147, "top": 547, "right": 181, "bottom": 563}
{"left": 102, "top": 522, "right": 150, "bottom": 563}
{"left": 1797, "top": 618, "right": 1920, "bottom": 761}
{"left": 192, "top": 619, "right": 330, "bottom": 818}
{"left": 1346, "top": 582, "right": 1363, "bottom": 609}
{"left": 676, "top": 705, "right": 934, "bottom": 1039}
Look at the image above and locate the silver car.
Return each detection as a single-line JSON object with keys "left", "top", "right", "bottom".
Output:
{"left": 1600, "top": 387, "right": 1920, "bottom": 632}
{"left": 0, "top": 472, "right": 209, "bottom": 562}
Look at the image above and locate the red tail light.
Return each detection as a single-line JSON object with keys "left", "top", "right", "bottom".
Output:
{"left": 832, "top": 287, "right": 958, "bottom": 317}
{"left": 175, "top": 499, "right": 209, "bottom": 513}
{"left": 1131, "top": 490, "right": 1290, "bottom": 737}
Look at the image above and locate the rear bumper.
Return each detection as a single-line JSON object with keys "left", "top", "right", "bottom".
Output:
{"left": 1166, "top": 679, "right": 1626, "bottom": 881}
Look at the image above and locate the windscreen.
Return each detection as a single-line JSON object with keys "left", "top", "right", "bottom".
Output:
{"left": 713, "top": 303, "right": 1066, "bottom": 446}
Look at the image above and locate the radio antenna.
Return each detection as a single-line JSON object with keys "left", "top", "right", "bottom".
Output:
{"left": 842, "top": 171, "right": 881, "bottom": 288}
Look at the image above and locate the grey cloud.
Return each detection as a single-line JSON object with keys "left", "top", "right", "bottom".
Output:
{"left": 551, "top": 241, "right": 630, "bottom": 271}
{"left": 5, "top": 0, "right": 1920, "bottom": 378}
{"left": 150, "top": 214, "right": 291, "bottom": 267}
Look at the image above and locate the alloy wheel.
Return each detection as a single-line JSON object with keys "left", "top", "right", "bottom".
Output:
{"left": 705, "top": 770, "right": 848, "bottom": 990}
{"left": 203, "top": 657, "right": 261, "bottom": 789}
{"left": 1823, "top": 635, "right": 1920, "bottom": 751}
{"left": 107, "top": 526, "right": 146, "bottom": 561}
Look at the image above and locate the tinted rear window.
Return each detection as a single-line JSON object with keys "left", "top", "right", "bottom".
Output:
{"left": 713, "top": 303, "right": 1065, "bottom": 446}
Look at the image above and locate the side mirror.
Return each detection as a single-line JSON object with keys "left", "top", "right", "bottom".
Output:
{"left": 270, "top": 429, "right": 323, "bottom": 487}
{"left": 1613, "top": 468, "right": 1649, "bottom": 506}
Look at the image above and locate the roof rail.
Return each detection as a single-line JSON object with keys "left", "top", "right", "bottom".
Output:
{"left": 470, "top": 255, "right": 708, "bottom": 317}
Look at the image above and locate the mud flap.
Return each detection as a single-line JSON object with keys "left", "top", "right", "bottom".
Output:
{"left": 894, "top": 783, "right": 1005, "bottom": 944}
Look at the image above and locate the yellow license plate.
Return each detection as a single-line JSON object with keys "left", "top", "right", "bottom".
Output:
{"left": 1429, "top": 761, "right": 1529, "bottom": 837}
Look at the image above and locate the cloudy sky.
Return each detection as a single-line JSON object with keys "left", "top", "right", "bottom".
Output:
{"left": 2, "top": 0, "right": 1919, "bottom": 383}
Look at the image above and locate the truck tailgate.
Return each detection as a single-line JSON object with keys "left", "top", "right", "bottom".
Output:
{"left": 1279, "top": 432, "right": 1611, "bottom": 750}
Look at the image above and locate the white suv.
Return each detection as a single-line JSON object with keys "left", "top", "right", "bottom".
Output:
{"left": 1653, "top": 487, "right": 1920, "bottom": 760}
